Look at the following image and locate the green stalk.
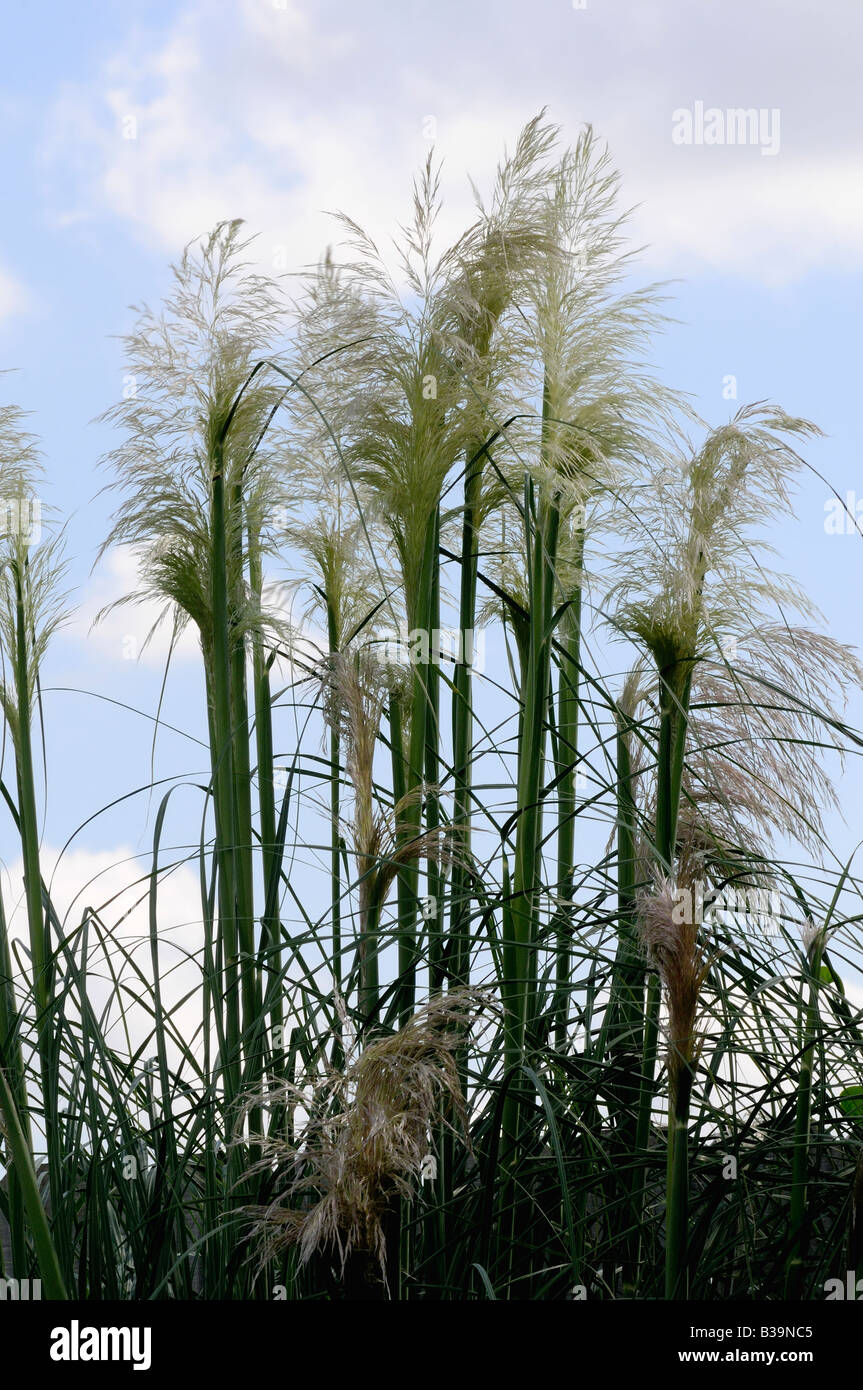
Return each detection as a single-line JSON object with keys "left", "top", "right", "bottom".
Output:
{"left": 654, "top": 671, "right": 684, "bottom": 873}
{"left": 785, "top": 931, "right": 824, "bottom": 1297}
{"left": 0, "top": 1058, "right": 66, "bottom": 1299}
{"left": 448, "top": 440, "right": 486, "bottom": 992}
{"left": 395, "top": 507, "right": 439, "bottom": 1025}
{"left": 229, "top": 479, "right": 262, "bottom": 1108}
{"left": 353, "top": 648, "right": 388, "bottom": 1028}
{"left": 250, "top": 529, "right": 283, "bottom": 1087}
{"left": 440, "top": 454, "right": 486, "bottom": 1278}
{"left": 666, "top": 1057, "right": 694, "bottom": 1298}
{"left": 608, "top": 704, "right": 645, "bottom": 1290}
{"left": 385, "top": 690, "right": 407, "bottom": 1030}
{"left": 12, "top": 558, "right": 61, "bottom": 1239}
{"left": 552, "top": 576, "right": 582, "bottom": 1049}
{"left": 642, "top": 662, "right": 693, "bottom": 1066}
{"left": 502, "top": 453, "right": 560, "bottom": 1160}
{"left": 204, "top": 661, "right": 240, "bottom": 1107}
{"left": 425, "top": 533, "right": 443, "bottom": 992}
{"left": 358, "top": 898, "right": 382, "bottom": 1024}
{"left": 499, "top": 383, "right": 562, "bottom": 1276}
{"left": 209, "top": 443, "right": 242, "bottom": 1108}
{"left": 644, "top": 658, "right": 694, "bottom": 1299}
{"left": 388, "top": 688, "right": 408, "bottom": 819}
{"left": 0, "top": 888, "right": 30, "bottom": 1281}
{"left": 325, "top": 596, "right": 342, "bottom": 1000}
{"left": 610, "top": 708, "right": 640, "bottom": 1061}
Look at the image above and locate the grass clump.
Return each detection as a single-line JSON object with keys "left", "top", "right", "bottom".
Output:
{"left": 0, "top": 114, "right": 862, "bottom": 1304}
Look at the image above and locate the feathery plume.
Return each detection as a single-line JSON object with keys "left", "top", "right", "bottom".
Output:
{"left": 637, "top": 874, "right": 711, "bottom": 1092}
{"left": 244, "top": 991, "right": 488, "bottom": 1285}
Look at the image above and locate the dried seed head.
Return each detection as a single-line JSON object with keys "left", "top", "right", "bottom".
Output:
{"left": 637, "top": 874, "right": 710, "bottom": 1090}
{"left": 243, "top": 991, "right": 491, "bottom": 1287}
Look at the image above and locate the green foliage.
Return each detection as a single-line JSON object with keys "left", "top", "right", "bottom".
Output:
{"left": 0, "top": 118, "right": 861, "bottom": 1303}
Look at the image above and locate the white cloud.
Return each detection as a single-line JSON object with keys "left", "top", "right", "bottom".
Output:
{"left": 66, "top": 545, "right": 200, "bottom": 668}
{"left": 1, "top": 835, "right": 330, "bottom": 1081}
{"left": 627, "top": 160, "right": 863, "bottom": 284}
{"left": 43, "top": 0, "right": 431, "bottom": 269}
{"left": 0, "top": 266, "right": 30, "bottom": 323}
{"left": 68, "top": 543, "right": 330, "bottom": 682}
{"left": 2, "top": 844, "right": 206, "bottom": 1067}
{"left": 40, "top": 0, "right": 863, "bottom": 285}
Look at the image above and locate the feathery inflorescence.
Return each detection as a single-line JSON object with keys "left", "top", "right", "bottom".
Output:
{"left": 636, "top": 874, "right": 711, "bottom": 1093}
{"left": 244, "top": 992, "right": 488, "bottom": 1280}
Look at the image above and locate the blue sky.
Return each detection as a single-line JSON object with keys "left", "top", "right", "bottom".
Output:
{"left": 1, "top": 0, "right": 862, "bottom": 970}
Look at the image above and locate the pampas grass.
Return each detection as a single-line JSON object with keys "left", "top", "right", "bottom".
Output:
{"left": 1, "top": 116, "right": 862, "bottom": 1305}
{"left": 244, "top": 992, "right": 484, "bottom": 1288}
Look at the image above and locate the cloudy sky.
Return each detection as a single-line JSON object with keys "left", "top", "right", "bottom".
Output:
{"left": 1, "top": 0, "right": 862, "bottom": 987}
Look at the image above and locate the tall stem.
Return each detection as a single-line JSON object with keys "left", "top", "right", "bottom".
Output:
{"left": 647, "top": 659, "right": 694, "bottom": 1298}
{"left": 386, "top": 690, "right": 408, "bottom": 1030}
{"left": 785, "top": 933, "right": 823, "bottom": 1297}
{"left": 0, "top": 886, "right": 31, "bottom": 1280}
{"left": 666, "top": 1058, "right": 694, "bottom": 1298}
{"left": 209, "top": 444, "right": 242, "bottom": 1107}
{"left": 449, "top": 440, "right": 486, "bottom": 992}
{"left": 229, "top": 481, "right": 261, "bottom": 1108}
{"left": 552, "top": 569, "right": 582, "bottom": 1048}
{"left": 425, "top": 534, "right": 443, "bottom": 992}
{"left": 395, "top": 508, "right": 438, "bottom": 1025}
{"left": 608, "top": 704, "right": 644, "bottom": 1290}
{"left": 325, "top": 597, "right": 342, "bottom": 1001}
{"left": 12, "top": 558, "right": 61, "bottom": 1241}
{"left": 250, "top": 531, "right": 283, "bottom": 1084}
{"left": 502, "top": 393, "right": 560, "bottom": 1169}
